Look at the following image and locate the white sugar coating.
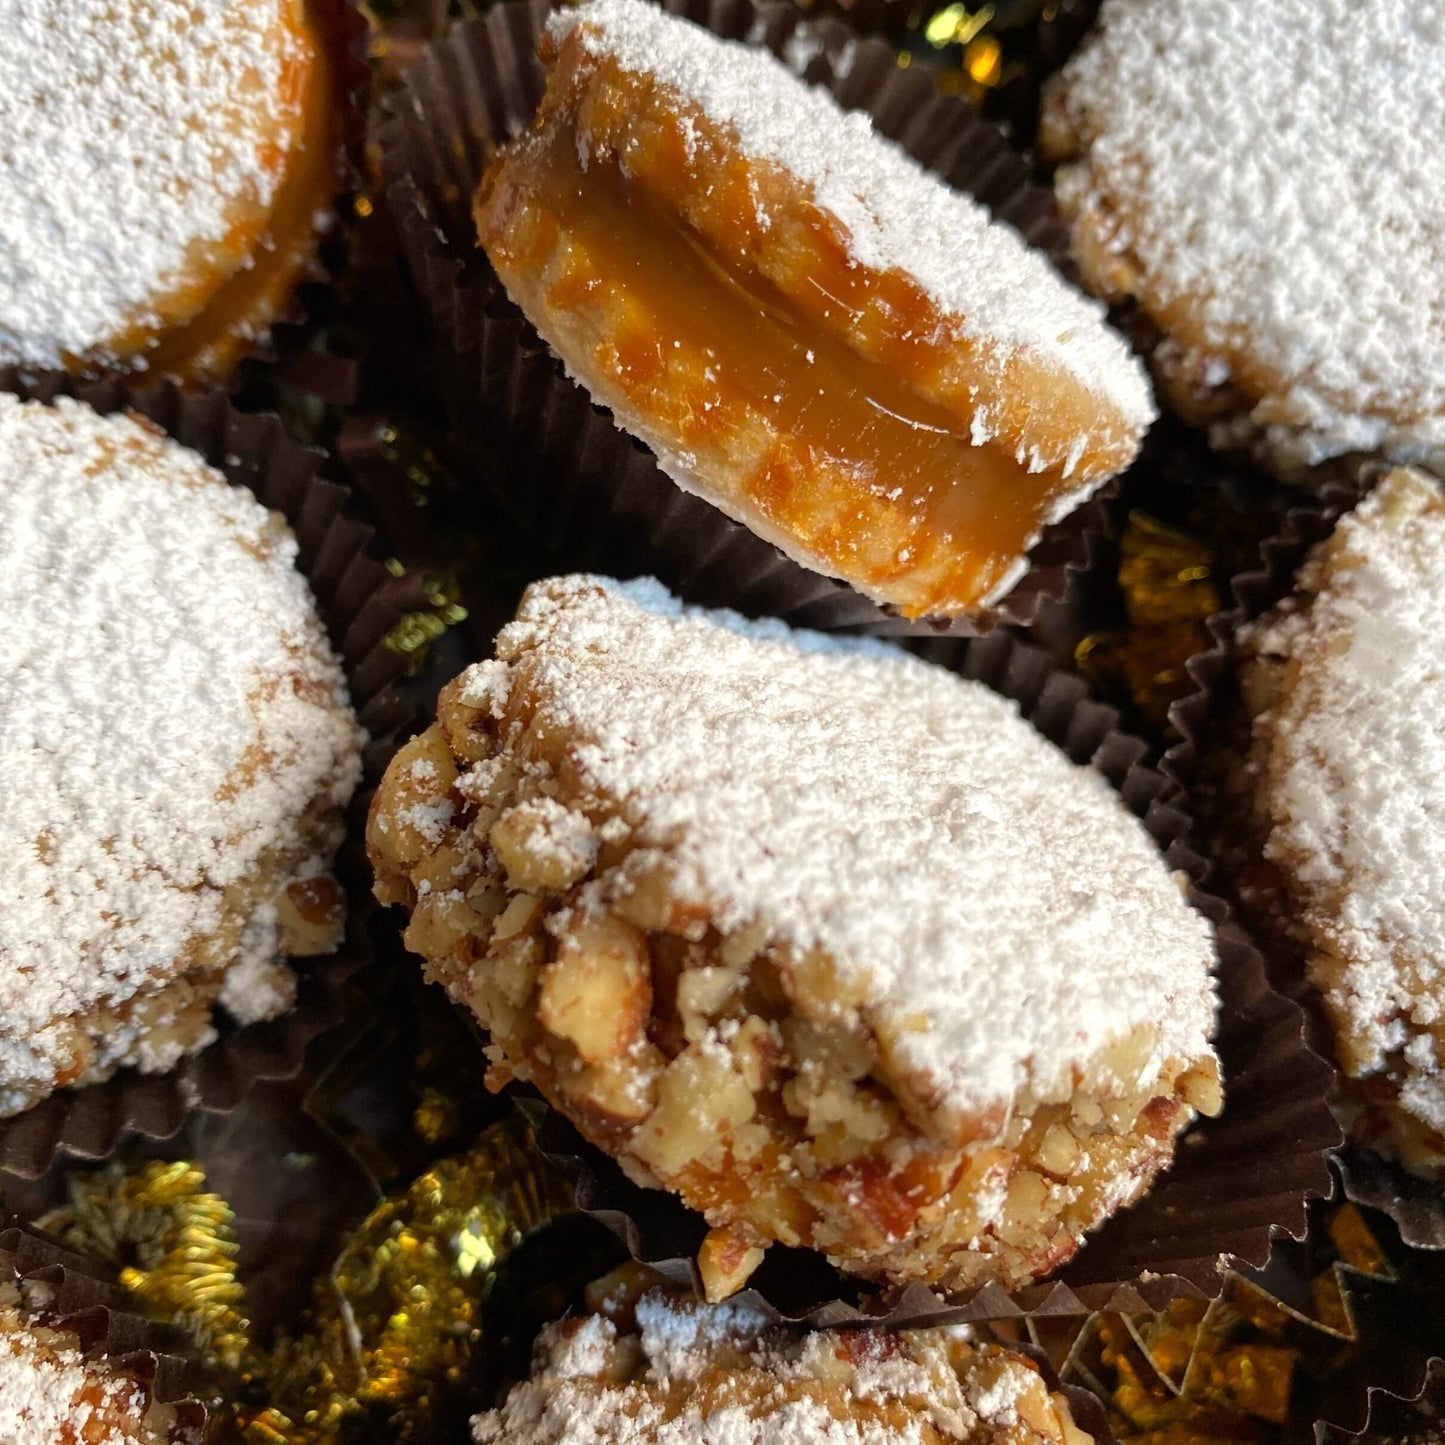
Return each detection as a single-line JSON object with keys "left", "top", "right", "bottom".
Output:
{"left": 549, "top": 0, "right": 1155, "bottom": 441}
{"left": 0, "top": 0, "right": 303, "bottom": 368}
{"left": 0, "top": 396, "right": 363, "bottom": 1109}
{"left": 632, "top": 1294, "right": 775, "bottom": 1380}
{"left": 474, "top": 1291, "right": 1043, "bottom": 1445}
{"left": 0, "top": 1309, "right": 165, "bottom": 1445}
{"left": 486, "top": 575, "right": 1218, "bottom": 1115}
{"left": 1244, "top": 468, "right": 1445, "bottom": 1133}
{"left": 1049, "top": 0, "right": 1445, "bottom": 470}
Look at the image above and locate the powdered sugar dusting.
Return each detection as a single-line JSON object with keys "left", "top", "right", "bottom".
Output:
{"left": 0, "top": 1305, "right": 168, "bottom": 1444}
{"left": 549, "top": 0, "right": 1154, "bottom": 435}
{"left": 488, "top": 575, "right": 1217, "bottom": 1115}
{"left": 633, "top": 1293, "right": 774, "bottom": 1378}
{"left": 0, "top": 0, "right": 302, "bottom": 368}
{"left": 0, "top": 396, "right": 362, "bottom": 1111}
{"left": 1050, "top": 0, "right": 1445, "bottom": 470}
{"left": 474, "top": 1290, "right": 1046, "bottom": 1444}
{"left": 1244, "top": 468, "right": 1445, "bottom": 1132}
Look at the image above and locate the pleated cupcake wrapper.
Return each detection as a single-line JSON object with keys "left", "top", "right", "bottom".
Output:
{"left": 0, "top": 370, "right": 424, "bottom": 1183}
{"left": 1243, "top": 1158, "right": 1445, "bottom": 1443}
{"left": 374, "top": 0, "right": 1113, "bottom": 638}
{"left": 1162, "top": 468, "right": 1363, "bottom": 813}
{"left": 1333, "top": 1146, "right": 1445, "bottom": 1254}
{"left": 1327, "top": 1360, "right": 1445, "bottom": 1445}
{"left": 1017, "top": 413, "right": 1305, "bottom": 686}
{"left": 1150, "top": 461, "right": 1445, "bottom": 1262}
{"left": 509, "top": 622, "right": 1339, "bottom": 1326}
{"left": 0, "top": 1219, "right": 222, "bottom": 1440}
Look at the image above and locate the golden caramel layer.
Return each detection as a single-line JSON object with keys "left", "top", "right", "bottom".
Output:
{"left": 477, "top": 38, "right": 1141, "bottom": 617}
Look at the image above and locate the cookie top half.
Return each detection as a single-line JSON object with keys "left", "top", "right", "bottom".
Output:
{"left": 451, "top": 575, "right": 1218, "bottom": 1121}
{"left": 547, "top": 0, "right": 1156, "bottom": 465}
{"left": 0, "top": 0, "right": 314, "bottom": 369}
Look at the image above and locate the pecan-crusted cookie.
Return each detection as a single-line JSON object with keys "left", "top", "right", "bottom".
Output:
{"left": 473, "top": 1269, "right": 1093, "bottom": 1445}
{"left": 370, "top": 575, "right": 1220, "bottom": 1298}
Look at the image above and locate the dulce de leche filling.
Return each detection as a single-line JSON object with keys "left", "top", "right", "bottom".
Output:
{"left": 479, "top": 118, "right": 1092, "bottom": 617}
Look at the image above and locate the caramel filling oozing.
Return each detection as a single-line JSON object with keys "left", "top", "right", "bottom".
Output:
{"left": 484, "top": 126, "right": 1086, "bottom": 616}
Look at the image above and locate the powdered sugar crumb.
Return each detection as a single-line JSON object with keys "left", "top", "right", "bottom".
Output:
{"left": 1245, "top": 467, "right": 1445, "bottom": 1132}
{"left": 474, "top": 1291, "right": 1046, "bottom": 1444}
{"left": 0, "top": 396, "right": 362, "bottom": 1112}
{"left": 217, "top": 946, "right": 298, "bottom": 1026}
{"left": 397, "top": 798, "right": 458, "bottom": 847}
{"left": 1049, "top": 0, "right": 1445, "bottom": 471}
{"left": 0, "top": 0, "right": 302, "bottom": 368}
{"left": 547, "top": 1314, "right": 620, "bottom": 1380}
{"left": 511, "top": 797, "right": 599, "bottom": 880}
{"left": 549, "top": 0, "right": 1154, "bottom": 438}
{"left": 633, "top": 1293, "right": 773, "bottom": 1379}
{"left": 488, "top": 575, "right": 1218, "bottom": 1116}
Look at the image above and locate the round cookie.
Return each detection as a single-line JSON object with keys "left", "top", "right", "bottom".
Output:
{"left": 0, "top": 0, "right": 343, "bottom": 381}
{"left": 1041, "top": 0, "right": 1445, "bottom": 480}
{"left": 1237, "top": 467, "right": 1445, "bottom": 1176}
{"left": 473, "top": 1274, "right": 1092, "bottom": 1445}
{"left": 0, "top": 395, "right": 363, "bottom": 1117}
{"left": 476, "top": 0, "right": 1154, "bottom": 619}
{"left": 369, "top": 574, "right": 1221, "bottom": 1297}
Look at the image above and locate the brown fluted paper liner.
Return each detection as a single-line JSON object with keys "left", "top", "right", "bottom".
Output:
{"left": 1338, "top": 1361, "right": 1445, "bottom": 1445}
{"left": 375, "top": 0, "right": 1113, "bottom": 638}
{"left": 0, "top": 370, "right": 423, "bottom": 1182}
{"left": 1334, "top": 1146, "right": 1445, "bottom": 1254}
{"left": 512, "top": 624, "right": 1340, "bottom": 1324}
{"left": 1163, "top": 473, "right": 1359, "bottom": 816}
{"left": 0, "top": 1219, "right": 220, "bottom": 1439}
{"left": 1010, "top": 1159, "right": 1445, "bottom": 1445}
{"left": 1257, "top": 1161, "right": 1445, "bottom": 1442}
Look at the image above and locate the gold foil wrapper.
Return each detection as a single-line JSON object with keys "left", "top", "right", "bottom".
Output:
{"left": 1013, "top": 1200, "right": 1406, "bottom": 1445}
{"left": 1076, "top": 511, "right": 1221, "bottom": 729}
{"left": 902, "top": 1, "right": 1050, "bottom": 104}
{"left": 41, "top": 1160, "right": 254, "bottom": 1377}
{"left": 39, "top": 1117, "right": 573, "bottom": 1443}
{"left": 382, "top": 559, "right": 470, "bottom": 674}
